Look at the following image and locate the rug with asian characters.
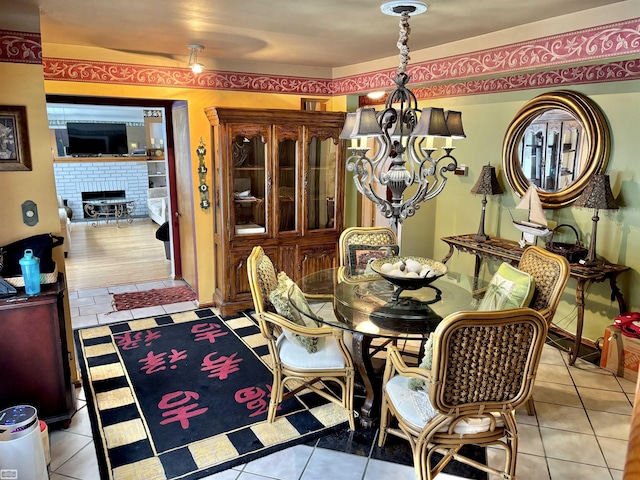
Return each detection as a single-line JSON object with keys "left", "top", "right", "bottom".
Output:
{"left": 74, "top": 308, "right": 349, "bottom": 480}
{"left": 111, "top": 286, "right": 196, "bottom": 311}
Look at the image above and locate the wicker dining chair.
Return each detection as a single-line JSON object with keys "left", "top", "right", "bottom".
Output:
{"left": 337, "top": 226, "right": 398, "bottom": 282}
{"left": 247, "top": 246, "right": 356, "bottom": 430}
{"left": 378, "top": 308, "right": 547, "bottom": 480}
{"left": 517, "top": 246, "right": 570, "bottom": 415}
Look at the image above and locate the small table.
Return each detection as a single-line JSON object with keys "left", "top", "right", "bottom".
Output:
{"left": 441, "top": 234, "right": 630, "bottom": 365}
{"left": 292, "top": 268, "right": 484, "bottom": 428}
{"left": 83, "top": 199, "right": 136, "bottom": 227}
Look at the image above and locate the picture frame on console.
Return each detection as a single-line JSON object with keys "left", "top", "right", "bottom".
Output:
{"left": 0, "top": 105, "right": 32, "bottom": 171}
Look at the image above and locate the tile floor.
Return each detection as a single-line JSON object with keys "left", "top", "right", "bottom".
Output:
{"left": 50, "top": 282, "right": 634, "bottom": 480}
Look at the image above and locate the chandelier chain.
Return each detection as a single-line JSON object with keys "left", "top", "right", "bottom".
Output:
{"left": 397, "top": 11, "right": 411, "bottom": 77}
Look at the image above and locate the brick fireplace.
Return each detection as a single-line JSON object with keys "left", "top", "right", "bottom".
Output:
{"left": 54, "top": 161, "right": 149, "bottom": 220}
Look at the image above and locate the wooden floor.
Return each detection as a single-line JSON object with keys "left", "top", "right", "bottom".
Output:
{"left": 64, "top": 218, "right": 172, "bottom": 291}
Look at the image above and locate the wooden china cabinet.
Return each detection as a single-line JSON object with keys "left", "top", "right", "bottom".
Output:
{"left": 205, "top": 107, "right": 347, "bottom": 316}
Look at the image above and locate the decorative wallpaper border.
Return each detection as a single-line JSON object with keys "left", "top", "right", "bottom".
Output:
{"left": 4, "top": 18, "right": 640, "bottom": 98}
{"left": 359, "top": 58, "right": 640, "bottom": 105}
{"left": 0, "top": 30, "right": 42, "bottom": 64}
{"left": 42, "top": 58, "right": 335, "bottom": 94}
{"left": 334, "top": 17, "right": 640, "bottom": 94}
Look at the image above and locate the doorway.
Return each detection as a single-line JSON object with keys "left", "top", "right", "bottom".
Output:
{"left": 46, "top": 95, "right": 184, "bottom": 292}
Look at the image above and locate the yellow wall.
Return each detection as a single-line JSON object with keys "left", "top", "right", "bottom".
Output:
{"left": 0, "top": 60, "right": 78, "bottom": 382}
{"left": 1, "top": 63, "right": 62, "bottom": 245}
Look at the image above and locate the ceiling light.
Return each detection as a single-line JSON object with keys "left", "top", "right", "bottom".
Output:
{"left": 341, "top": 1, "right": 465, "bottom": 231}
{"left": 188, "top": 44, "right": 205, "bottom": 74}
{"left": 367, "top": 91, "right": 386, "bottom": 100}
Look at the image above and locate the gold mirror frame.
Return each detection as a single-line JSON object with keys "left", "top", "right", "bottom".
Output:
{"left": 502, "top": 90, "right": 610, "bottom": 209}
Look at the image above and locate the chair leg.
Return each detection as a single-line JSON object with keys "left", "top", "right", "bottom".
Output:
{"left": 525, "top": 397, "right": 535, "bottom": 416}
{"left": 378, "top": 395, "right": 390, "bottom": 447}
{"left": 268, "top": 372, "right": 283, "bottom": 423}
{"left": 345, "top": 374, "right": 356, "bottom": 431}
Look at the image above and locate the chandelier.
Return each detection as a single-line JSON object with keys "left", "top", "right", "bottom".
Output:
{"left": 340, "top": 1, "right": 465, "bottom": 230}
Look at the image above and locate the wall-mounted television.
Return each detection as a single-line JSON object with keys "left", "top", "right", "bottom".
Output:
{"left": 66, "top": 122, "right": 128, "bottom": 156}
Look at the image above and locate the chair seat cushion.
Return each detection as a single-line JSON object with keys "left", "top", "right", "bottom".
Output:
{"left": 277, "top": 333, "right": 347, "bottom": 370}
{"left": 478, "top": 262, "right": 535, "bottom": 311}
{"left": 385, "top": 375, "right": 503, "bottom": 434}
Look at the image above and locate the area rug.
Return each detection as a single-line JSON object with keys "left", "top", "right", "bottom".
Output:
{"left": 112, "top": 286, "right": 196, "bottom": 311}
{"left": 74, "top": 308, "right": 350, "bottom": 480}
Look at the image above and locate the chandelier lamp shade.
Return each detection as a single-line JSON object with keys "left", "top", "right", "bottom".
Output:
{"left": 470, "top": 164, "right": 504, "bottom": 242}
{"left": 340, "top": 1, "right": 465, "bottom": 230}
{"left": 574, "top": 174, "right": 618, "bottom": 266}
{"left": 188, "top": 44, "right": 205, "bottom": 74}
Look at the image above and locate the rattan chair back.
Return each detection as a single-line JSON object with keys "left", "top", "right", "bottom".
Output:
{"left": 429, "top": 308, "right": 548, "bottom": 415}
{"left": 247, "top": 245, "right": 278, "bottom": 315}
{"left": 337, "top": 226, "right": 398, "bottom": 282}
{"left": 517, "top": 246, "right": 570, "bottom": 322}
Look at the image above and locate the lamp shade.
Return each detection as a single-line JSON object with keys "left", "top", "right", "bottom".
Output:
{"left": 471, "top": 164, "right": 504, "bottom": 196}
{"left": 339, "top": 113, "right": 357, "bottom": 139}
{"left": 574, "top": 174, "right": 618, "bottom": 210}
{"left": 444, "top": 111, "right": 466, "bottom": 139}
{"left": 350, "top": 108, "right": 382, "bottom": 138}
{"left": 411, "top": 107, "right": 450, "bottom": 137}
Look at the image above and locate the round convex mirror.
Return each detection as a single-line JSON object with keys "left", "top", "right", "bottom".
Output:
{"left": 502, "top": 90, "right": 610, "bottom": 209}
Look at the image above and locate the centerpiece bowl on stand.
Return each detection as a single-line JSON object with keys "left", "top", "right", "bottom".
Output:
{"left": 369, "top": 256, "right": 448, "bottom": 302}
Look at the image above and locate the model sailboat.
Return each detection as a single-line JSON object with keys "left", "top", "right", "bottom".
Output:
{"left": 510, "top": 184, "right": 551, "bottom": 244}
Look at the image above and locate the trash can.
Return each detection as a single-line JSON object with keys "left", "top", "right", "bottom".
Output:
{"left": 155, "top": 221, "right": 170, "bottom": 260}
{"left": 0, "top": 405, "right": 48, "bottom": 480}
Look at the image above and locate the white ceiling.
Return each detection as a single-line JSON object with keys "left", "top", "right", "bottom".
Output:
{"left": 4, "top": 0, "right": 626, "bottom": 70}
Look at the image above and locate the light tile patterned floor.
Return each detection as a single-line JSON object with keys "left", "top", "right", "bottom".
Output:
{"left": 51, "top": 282, "right": 633, "bottom": 480}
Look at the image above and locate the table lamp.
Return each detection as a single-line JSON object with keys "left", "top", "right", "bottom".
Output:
{"left": 471, "top": 164, "right": 504, "bottom": 242}
{"left": 574, "top": 174, "right": 618, "bottom": 266}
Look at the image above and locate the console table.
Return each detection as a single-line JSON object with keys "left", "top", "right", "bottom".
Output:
{"left": 441, "top": 234, "right": 630, "bottom": 365}
{"left": 83, "top": 199, "right": 136, "bottom": 227}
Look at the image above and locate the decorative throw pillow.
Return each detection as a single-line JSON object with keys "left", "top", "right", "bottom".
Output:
{"left": 268, "top": 271, "right": 323, "bottom": 353}
{"left": 348, "top": 244, "right": 400, "bottom": 276}
{"left": 478, "top": 262, "right": 535, "bottom": 312}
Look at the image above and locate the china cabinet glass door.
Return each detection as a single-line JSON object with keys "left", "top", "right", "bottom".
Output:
{"left": 306, "top": 135, "right": 338, "bottom": 230}
{"left": 277, "top": 137, "right": 298, "bottom": 233}
{"left": 232, "top": 133, "right": 267, "bottom": 235}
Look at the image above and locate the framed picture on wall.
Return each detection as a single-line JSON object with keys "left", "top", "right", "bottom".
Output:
{"left": 0, "top": 105, "right": 32, "bottom": 171}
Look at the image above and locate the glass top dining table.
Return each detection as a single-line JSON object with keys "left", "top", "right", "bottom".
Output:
{"left": 291, "top": 267, "right": 486, "bottom": 428}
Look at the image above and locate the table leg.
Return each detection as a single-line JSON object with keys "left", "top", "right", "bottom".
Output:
{"left": 609, "top": 274, "right": 627, "bottom": 314}
{"left": 441, "top": 244, "right": 455, "bottom": 264}
{"left": 352, "top": 332, "right": 378, "bottom": 429}
{"left": 569, "top": 278, "right": 589, "bottom": 366}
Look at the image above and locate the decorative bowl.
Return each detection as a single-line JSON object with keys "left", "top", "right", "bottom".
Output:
{"left": 370, "top": 256, "right": 448, "bottom": 300}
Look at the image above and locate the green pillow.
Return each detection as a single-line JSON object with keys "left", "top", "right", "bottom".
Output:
{"left": 478, "top": 262, "right": 535, "bottom": 311}
{"left": 268, "top": 272, "right": 323, "bottom": 353}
